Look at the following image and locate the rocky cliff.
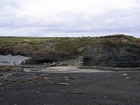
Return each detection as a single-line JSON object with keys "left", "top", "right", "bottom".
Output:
{"left": 0, "top": 37, "right": 94, "bottom": 65}
{"left": 0, "top": 35, "right": 140, "bottom": 67}
{"left": 83, "top": 35, "right": 140, "bottom": 67}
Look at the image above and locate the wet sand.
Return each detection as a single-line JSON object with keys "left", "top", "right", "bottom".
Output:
{"left": 0, "top": 67, "right": 140, "bottom": 105}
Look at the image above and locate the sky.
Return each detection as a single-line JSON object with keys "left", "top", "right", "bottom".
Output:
{"left": 0, "top": 0, "right": 140, "bottom": 37}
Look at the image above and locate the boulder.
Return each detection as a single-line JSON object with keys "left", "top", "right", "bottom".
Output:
{"left": 0, "top": 67, "right": 10, "bottom": 71}
{"left": 10, "top": 67, "right": 23, "bottom": 72}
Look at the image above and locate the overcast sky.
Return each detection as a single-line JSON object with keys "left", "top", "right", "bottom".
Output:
{"left": 0, "top": 0, "right": 140, "bottom": 37}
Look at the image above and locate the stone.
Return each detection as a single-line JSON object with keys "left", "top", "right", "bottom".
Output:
{"left": 0, "top": 67, "right": 10, "bottom": 71}
{"left": 10, "top": 67, "right": 23, "bottom": 72}
{"left": 83, "top": 38, "right": 140, "bottom": 67}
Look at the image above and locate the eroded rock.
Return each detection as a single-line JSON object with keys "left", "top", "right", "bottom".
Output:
{"left": 83, "top": 38, "right": 140, "bottom": 67}
{"left": 0, "top": 67, "right": 10, "bottom": 71}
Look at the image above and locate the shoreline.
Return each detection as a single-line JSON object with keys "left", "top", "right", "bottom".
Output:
{"left": 0, "top": 65, "right": 140, "bottom": 72}
{"left": 79, "top": 66, "right": 140, "bottom": 71}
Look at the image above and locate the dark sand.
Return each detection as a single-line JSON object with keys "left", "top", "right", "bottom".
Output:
{"left": 0, "top": 67, "right": 140, "bottom": 105}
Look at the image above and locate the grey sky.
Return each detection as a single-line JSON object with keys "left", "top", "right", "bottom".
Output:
{"left": 0, "top": 0, "right": 140, "bottom": 37}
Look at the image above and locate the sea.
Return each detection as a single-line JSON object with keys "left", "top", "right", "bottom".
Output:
{"left": 0, "top": 54, "right": 30, "bottom": 66}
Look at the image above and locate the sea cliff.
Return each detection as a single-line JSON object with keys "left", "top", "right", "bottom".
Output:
{"left": 0, "top": 34, "right": 140, "bottom": 68}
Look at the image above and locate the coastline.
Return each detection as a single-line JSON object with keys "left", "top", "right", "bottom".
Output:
{"left": 0, "top": 65, "right": 140, "bottom": 73}
{"left": 79, "top": 66, "right": 140, "bottom": 71}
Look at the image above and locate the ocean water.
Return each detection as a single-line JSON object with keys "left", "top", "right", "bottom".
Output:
{"left": 0, "top": 54, "right": 30, "bottom": 65}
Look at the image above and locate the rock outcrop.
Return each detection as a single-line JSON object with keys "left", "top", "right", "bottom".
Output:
{"left": 0, "top": 35, "right": 140, "bottom": 67}
{"left": 0, "top": 67, "right": 10, "bottom": 71}
{"left": 23, "top": 53, "right": 76, "bottom": 65}
{"left": 0, "top": 47, "right": 12, "bottom": 55}
{"left": 83, "top": 36, "right": 140, "bottom": 67}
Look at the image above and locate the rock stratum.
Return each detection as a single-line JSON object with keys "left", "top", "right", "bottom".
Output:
{"left": 83, "top": 35, "right": 140, "bottom": 67}
{"left": 0, "top": 35, "right": 140, "bottom": 68}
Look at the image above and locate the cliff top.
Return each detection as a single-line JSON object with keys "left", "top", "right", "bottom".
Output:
{"left": 0, "top": 34, "right": 140, "bottom": 56}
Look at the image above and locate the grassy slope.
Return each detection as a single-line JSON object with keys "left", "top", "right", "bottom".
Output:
{"left": 0, "top": 36, "right": 99, "bottom": 56}
{"left": 0, "top": 35, "right": 139, "bottom": 56}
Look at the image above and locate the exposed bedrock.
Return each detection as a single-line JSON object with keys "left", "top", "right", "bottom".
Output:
{"left": 0, "top": 35, "right": 140, "bottom": 67}
{"left": 23, "top": 53, "right": 76, "bottom": 65}
{"left": 83, "top": 39, "right": 140, "bottom": 67}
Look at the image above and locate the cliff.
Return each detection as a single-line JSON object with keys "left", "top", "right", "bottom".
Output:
{"left": 0, "top": 35, "right": 140, "bottom": 67}
{"left": 83, "top": 35, "right": 140, "bottom": 67}
{"left": 0, "top": 37, "right": 97, "bottom": 65}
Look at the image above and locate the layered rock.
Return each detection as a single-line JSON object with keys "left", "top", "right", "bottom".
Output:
{"left": 0, "top": 47, "right": 12, "bottom": 55}
{"left": 83, "top": 36, "right": 140, "bottom": 67}
{"left": 23, "top": 53, "right": 76, "bottom": 65}
{"left": 0, "top": 35, "right": 140, "bottom": 67}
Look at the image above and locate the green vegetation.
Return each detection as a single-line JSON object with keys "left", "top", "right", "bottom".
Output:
{"left": 126, "top": 36, "right": 140, "bottom": 45}
{"left": 0, "top": 35, "right": 139, "bottom": 56}
{"left": 99, "top": 35, "right": 140, "bottom": 47}
{"left": 56, "top": 37, "right": 99, "bottom": 55}
{"left": 0, "top": 37, "right": 53, "bottom": 46}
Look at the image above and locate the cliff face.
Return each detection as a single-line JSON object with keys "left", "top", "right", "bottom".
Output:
{"left": 11, "top": 41, "right": 76, "bottom": 64}
{"left": 0, "top": 35, "right": 140, "bottom": 67}
{"left": 0, "top": 37, "right": 97, "bottom": 65}
{"left": 83, "top": 36, "right": 140, "bottom": 67}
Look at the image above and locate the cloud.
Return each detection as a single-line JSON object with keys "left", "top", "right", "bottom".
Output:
{"left": 0, "top": 0, "right": 140, "bottom": 37}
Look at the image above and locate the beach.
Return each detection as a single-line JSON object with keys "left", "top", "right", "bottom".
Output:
{"left": 0, "top": 66, "right": 140, "bottom": 105}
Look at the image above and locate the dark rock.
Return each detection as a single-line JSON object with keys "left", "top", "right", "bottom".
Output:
{"left": 0, "top": 47, "right": 12, "bottom": 55}
{"left": 23, "top": 53, "right": 76, "bottom": 65}
{"left": 83, "top": 39, "right": 140, "bottom": 67}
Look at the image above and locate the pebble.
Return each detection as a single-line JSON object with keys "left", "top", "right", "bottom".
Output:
{"left": 126, "top": 77, "right": 130, "bottom": 79}
{"left": 122, "top": 73, "right": 127, "bottom": 76}
{"left": 57, "top": 83, "right": 70, "bottom": 86}
{"left": 35, "top": 91, "right": 41, "bottom": 93}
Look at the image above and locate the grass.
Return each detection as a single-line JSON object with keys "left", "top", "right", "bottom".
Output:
{"left": 0, "top": 37, "right": 48, "bottom": 46}
{"left": 55, "top": 37, "right": 99, "bottom": 55}
{"left": 0, "top": 35, "right": 139, "bottom": 56}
